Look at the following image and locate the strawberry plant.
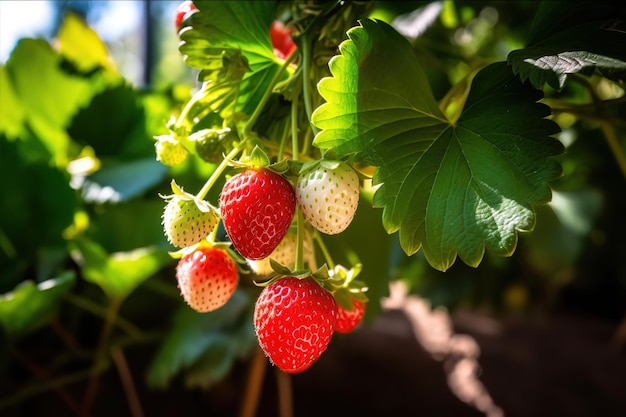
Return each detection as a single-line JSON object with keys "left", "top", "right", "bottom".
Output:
{"left": 1, "top": 1, "right": 626, "bottom": 416}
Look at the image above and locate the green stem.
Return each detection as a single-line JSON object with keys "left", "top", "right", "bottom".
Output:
{"left": 313, "top": 231, "right": 335, "bottom": 270}
{"left": 299, "top": 33, "right": 318, "bottom": 136}
{"left": 243, "top": 51, "right": 298, "bottom": 138}
{"left": 295, "top": 209, "right": 305, "bottom": 271}
{"left": 196, "top": 145, "right": 244, "bottom": 201}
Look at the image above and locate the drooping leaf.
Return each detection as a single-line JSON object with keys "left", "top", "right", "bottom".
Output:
{"left": 508, "top": 2, "right": 626, "bottom": 89}
{"left": 69, "top": 238, "right": 171, "bottom": 301}
{"left": 312, "top": 19, "right": 563, "bottom": 271}
{"left": 147, "top": 290, "right": 255, "bottom": 389}
{"left": 178, "top": 1, "right": 289, "bottom": 118}
{"left": 0, "top": 271, "right": 75, "bottom": 338}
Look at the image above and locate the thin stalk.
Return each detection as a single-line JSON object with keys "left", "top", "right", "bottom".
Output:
{"left": 313, "top": 231, "right": 335, "bottom": 269}
{"left": 81, "top": 297, "right": 123, "bottom": 416}
{"left": 243, "top": 50, "right": 298, "bottom": 138}
{"left": 111, "top": 347, "right": 144, "bottom": 417}
{"left": 275, "top": 369, "right": 294, "bottom": 417}
{"left": 238, "top": 346, "right": 268, "bottom": 417}
{"left": 196, "top": 145, "right": 244, "bottom": 201}
{"left": 299, "top": 33, "right": 318, "bottom": 136}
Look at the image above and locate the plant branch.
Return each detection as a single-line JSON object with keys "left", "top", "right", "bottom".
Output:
{"left": 275, "top": 369, "right": 294, "bottom": 417}
{"left": 111, "top": 346, "right": 144, "bottom": 417}
{"left": 81, "top": 297, "right": 122, "bottom": 416}
{"left": 238, "top": 345, "right": 267, "bottom": 417}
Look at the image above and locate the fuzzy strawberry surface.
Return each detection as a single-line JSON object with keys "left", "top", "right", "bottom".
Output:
{"left": 176, "top": 246, "right": 238, "bottom": 313}
{"left": 219, "top": 169, "right": 295, "bottom": 260}
{"left": 254, "top": 277, "right": 337, "bottom": 374}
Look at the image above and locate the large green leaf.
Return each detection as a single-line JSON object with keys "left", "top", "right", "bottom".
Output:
{"left": 178, "top": 1, "right": 288, "bottom": 118}
{"left": 0, "top": 66, "right": 26, "bottom": 138}
{"left": 69, "top": 238, "right": 171, "bottom": 301}
{"left": 312, "top": 19, "right": 563, "bottom": 271}
{"left": 0, "top": 271, "right": 75, "bottom": 338}
{"left": 4, "top": 38, "right": 97, "bottom": 161}
{"left": 508, "top": 2, "right": 626, "bottom": 89}
{"left": 147, "top": 290, "right": 255, "bottom": 389}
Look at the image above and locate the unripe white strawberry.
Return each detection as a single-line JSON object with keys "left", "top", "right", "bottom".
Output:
{"left": 248, "top": 229, "right": 317, "bottom": 275}
{"left": 161, "top": 181, "right": 219, "bottom": 248}
{"left": 155, "top": 135, "right": 189, "bottom": 166}
{"left": 296, "top": 160, "right": 360, "bottom": 235}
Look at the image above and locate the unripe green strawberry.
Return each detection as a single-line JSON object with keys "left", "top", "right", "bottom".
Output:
{"left": 176, "top": 245, "right": 238, "bottom": 312}
{"left": 162, "top": 188, "right": 219, "bottom": 248}
{"left": 296, "top": 160, "right": 359, "bottom": 235}
{"left": 247, "top": 228, "right": 316, "bottom": 275}
{"left": 155, "top": 135, "right": 189, "bottom": 166}
{"left": 219, "top": 168, "right": 296, "bottom": 260}
{"left": 254, "top": 276, "right": 337, "bottom": 373}
{"left": 193, "top": 129, "right": 223, "bottom": 164}
{"left": 335, "top": 298, "right": 366, "bottom": 334}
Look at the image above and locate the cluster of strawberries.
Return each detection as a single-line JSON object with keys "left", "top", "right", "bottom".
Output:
{"left": 162, "top": 163, "right": 366, "bottom": 373}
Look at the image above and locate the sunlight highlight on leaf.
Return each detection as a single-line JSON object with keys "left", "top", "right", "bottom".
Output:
{"left": 312, "top": 19, "right": 563, "bottom": 271}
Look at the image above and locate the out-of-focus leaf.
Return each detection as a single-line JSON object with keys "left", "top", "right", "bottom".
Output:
{"left": 74, "top": 158, "right": 168, "bottom": 204}
{"left": 147, "top": 290, "right": 255, "bottom": 390}
{"left": 0, "top": 139, "right": 76, "bottom": 258}
{"left": 0, "top": 271, "right": 75, "bottom": 338}
{"left": 69, "top": 238, "right": 170, "bottom": 301}
{"left": 0, "top": 66, "right": 26, "bottom": 138}
{"left": 521, "top": 189, "right": 604, "bottom": 277}
{"left": 67, "top": 82, "right": 152, "bottom": 159}
{"left": 5, "top": 38, "right": 97, "bottom": 161}
{"left": 56, "top": 12, "right": 115, "bottom": 74}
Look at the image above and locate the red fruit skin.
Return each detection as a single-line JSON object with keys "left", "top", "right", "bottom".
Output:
{"left": 254, "top": 277, "right": 338, "bottom": 374}
{"left": 175, "top": 1, "right": 198, "bottom": 32}
{"left": 219, "top": 169, "right": 296, "bottom": 260}
{"left": 175, "top": 246, "right": 238, "bottom": 313}
{"left": 270, "top": 20, "right": 296, "bottom": 60}
{"left": 336, "top": 299, "right": 366, "bottom": 334}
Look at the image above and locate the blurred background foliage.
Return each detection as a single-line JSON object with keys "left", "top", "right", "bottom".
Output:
{"left": 0, "top": 1, "right": 624, "bottom": 416}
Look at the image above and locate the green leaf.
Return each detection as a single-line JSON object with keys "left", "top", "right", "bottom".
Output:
{"left": 147, "top": 290, "right": 255, "bottom": 389}
{"left": 75, "top": 158, "right": 168, "bottom": 204}
{"left": 0, "top": 66, "right": 26, "bottom": 138}
{"left": 67, "top": 82, "right": 152, "bottom": 159}
{"left": 312, "top": 19, "right": 563, "bottom": 271}
{"left": 0, "top": 139, "right": 76, "bottom": 257}
{"left": 56, "top": 12, "right": 115, "bottom": 74}
{"left": 5, "top": 38, "right": 97, "bottom": 161}
{"left": 69, "top": 238, "right": 171, "bottom": 301}
{"left": 0, "top": 271, "right": 75, "bottom": 338}
{"left": 508, "top": 2, "right": 626, "bottom": 89}
{"left": 178, "top": 1, "right": 288, "bottom": 118}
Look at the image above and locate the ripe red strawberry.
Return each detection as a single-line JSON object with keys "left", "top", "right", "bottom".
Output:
{"left": 174, "top": 1, "right": 198, "bottom": 32}
{"left": 335, "top": 299, "right": 366, "bottom": 334}
{"left": 296, "top": 160, "right": 360, "bottom": 235}
{"left": 219, "top": 168, "right": 296, "bottom": 260}
{"left": 247, "top": 228, "right": 317, "bottom": 275}
{"left": 270, "top": 20, "right": 296, "bottom": 60}
{"left": 162, "top": 193, "right": 219, "bottom": 248}
{"left": 175, "top": 246, "right": 238, "bottom": 312}
{"left": 254, "top": 276, "right": 337, "bottom": 373}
